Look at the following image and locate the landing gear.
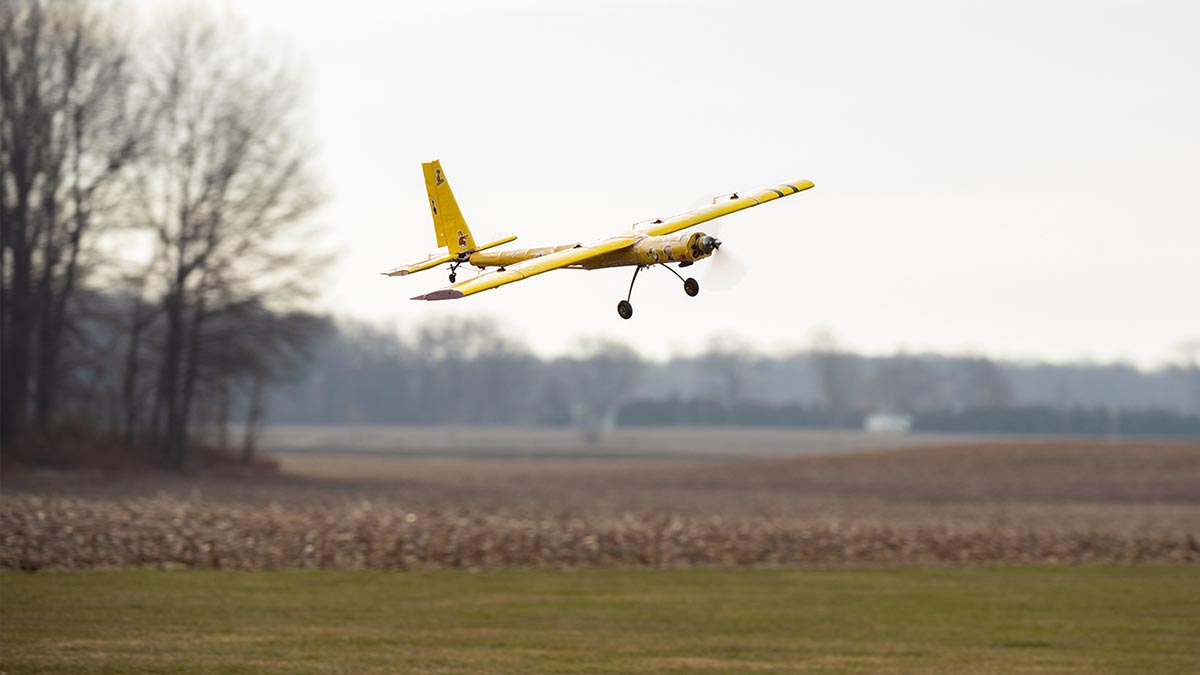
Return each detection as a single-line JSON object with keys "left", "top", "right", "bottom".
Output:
{"left": 660, "top": 263, "right": 700, "bottom": 298}
{"left": 615, "top": 265, "right": 701, "bottom": 319}
{"left": 617, "top": 266, "right": 643, "bottom": 320}
{"left": 447, "top": 255, "right": 469, "bottom": 283}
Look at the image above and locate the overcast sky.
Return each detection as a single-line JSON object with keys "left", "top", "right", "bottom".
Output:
{"left": 227, "top": 0, "right": 1198, "bottom": 365}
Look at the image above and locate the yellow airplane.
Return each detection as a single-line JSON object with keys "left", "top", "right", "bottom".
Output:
{"left": 384, "top": 160, "right": 814, "bottom": 319}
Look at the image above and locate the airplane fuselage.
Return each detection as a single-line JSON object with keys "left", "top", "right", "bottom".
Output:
{"left": 468, "top": 231, "right": 719, "bottom": 271}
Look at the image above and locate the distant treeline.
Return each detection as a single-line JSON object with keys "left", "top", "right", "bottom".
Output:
{"left": 267, "top": 320, "right": 1200, "bottom": 437}
{"left": 615, "top": 398, "right": 1200, "bottom": 437}
{"left": 266, "top": 319, "right": 638, "bottom": 434}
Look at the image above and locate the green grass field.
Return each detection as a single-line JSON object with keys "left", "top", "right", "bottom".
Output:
{"left": 3, "top": 566, "right": 1197, "bottom": 674}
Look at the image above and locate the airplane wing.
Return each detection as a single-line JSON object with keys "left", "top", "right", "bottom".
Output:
{"left": 412, "top": 234, "right": 639, "bottom": 300}
{"left": 637, "top": 180, "right": 815, "bottom": 237}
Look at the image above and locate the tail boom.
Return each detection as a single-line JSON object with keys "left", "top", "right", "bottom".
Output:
{"left": 382, "top": 235, "right": 518, "bottom": 277}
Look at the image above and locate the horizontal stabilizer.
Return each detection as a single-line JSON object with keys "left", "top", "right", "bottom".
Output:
{"left": 382, "top": 252, "right": 457, "bottom": 277}
{"left": 474, "top": 235, "right": 519, "bottom": 253}
{"left": 382, "top": 235, "right": 518, "bottom": 277}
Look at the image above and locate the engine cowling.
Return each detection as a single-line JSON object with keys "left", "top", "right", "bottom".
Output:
{"left": 632, "top": 231, "right": 721, "bottom": 265}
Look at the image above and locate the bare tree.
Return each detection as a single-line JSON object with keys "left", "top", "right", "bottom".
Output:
{"left": 127, "top": 8, "right": 324, "bottom": 466}
{"left": 116, "top": 264, "right": 160, "bottom": 447}
{"left": 1, "top": 0, "right": 142, "bottom": 444}
{"left": 198, "top": 304, "right": 330, "bottom": 465}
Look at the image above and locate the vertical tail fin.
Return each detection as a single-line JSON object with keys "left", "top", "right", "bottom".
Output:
{"left": 423, "top": 160, "right": 476, "bottom": 254}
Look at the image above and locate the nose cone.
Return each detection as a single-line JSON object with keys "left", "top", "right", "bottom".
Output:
{"left": 700, "top": 235, "right": 721, "bottom": 253}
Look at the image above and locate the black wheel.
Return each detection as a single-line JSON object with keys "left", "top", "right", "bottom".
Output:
{"left": 617, "top": 300, "right": 633, "bottom": 320}
{"left": 449, "top": 273, "right": 457, "bottom": 283}
{"left": 684, "top": 277, "right": 699, "bottom": 297}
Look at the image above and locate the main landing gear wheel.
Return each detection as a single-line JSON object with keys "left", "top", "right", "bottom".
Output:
{"left": 684, "top": 277, "right": 699, "bottom": 297}
{"left": 617, "top": 266, "right": 642, "bottom": 320}
{"left": 449, "top": 273, "right": 457, "bottom": 283}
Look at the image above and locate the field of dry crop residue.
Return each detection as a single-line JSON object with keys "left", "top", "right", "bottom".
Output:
{"left": 3, "top": 430, "right": 1198, "bottom": 570}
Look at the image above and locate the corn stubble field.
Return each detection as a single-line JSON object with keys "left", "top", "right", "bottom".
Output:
{"left": 3, "top": 429, "right": 1198, "bottom": 570}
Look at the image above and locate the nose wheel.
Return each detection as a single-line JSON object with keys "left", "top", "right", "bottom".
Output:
{"left": 661, "top": 261, "right": 700, "bottom": 297}
{"left": 615, "top": 265, "right": 701, "bottom": 319}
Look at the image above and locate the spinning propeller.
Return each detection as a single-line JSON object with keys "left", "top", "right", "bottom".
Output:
{"left": 699, "top": 221, "right": 747, "bottom": 292}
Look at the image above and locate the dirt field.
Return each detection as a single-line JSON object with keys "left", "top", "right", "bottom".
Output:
{"left": 3, "top": 431, "right": 1198, "bottom": 570}
{"left": 268, "top": 439, "right": 1200, "bottom": 532}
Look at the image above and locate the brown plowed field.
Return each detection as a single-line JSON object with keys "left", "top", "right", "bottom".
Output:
{"left": 3, "top": 435, "right": 1197, "bottom": 569}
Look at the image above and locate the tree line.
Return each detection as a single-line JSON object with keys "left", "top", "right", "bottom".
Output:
{"left": 267, "top": 318, "right": 640, "bottom": 441}
{"left": 1, "top": 1, "right": 325, "bottom": 466}
{"left": 267, "top": 321, "right": 1200, "bottom": 437}
{"left": 615, "top": 399, "right": 1200, "bottom": 437}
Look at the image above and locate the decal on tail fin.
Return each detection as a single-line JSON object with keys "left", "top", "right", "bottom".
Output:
{"left": 423, "top": 160, "right": 476, "bottom": 254}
